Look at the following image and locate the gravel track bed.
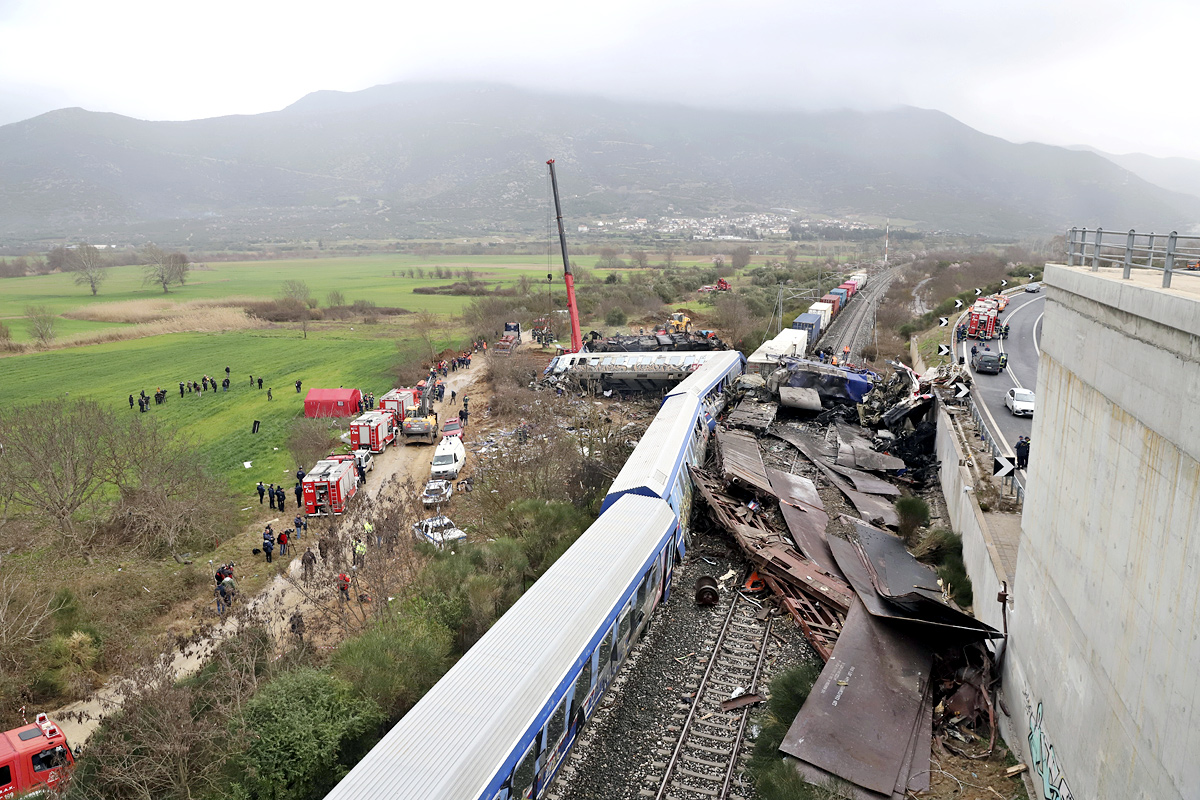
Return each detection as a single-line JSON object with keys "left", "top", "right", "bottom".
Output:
{"left": 555, "top": 526, "right": 817, "bottom": 800}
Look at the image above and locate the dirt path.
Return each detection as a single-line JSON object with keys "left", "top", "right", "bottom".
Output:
{"left": 52, "top": 362, "right": 490, "bottom": 746}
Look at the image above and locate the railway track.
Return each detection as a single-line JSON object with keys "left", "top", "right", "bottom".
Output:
{"left": 820, "top": 266, "right": 900, "bottom": 362}
{"left": 647, "top": 592, "right": 773, "bottom": 800}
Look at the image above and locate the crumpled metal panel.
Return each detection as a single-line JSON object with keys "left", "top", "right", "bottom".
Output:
{"left": 780, "top": 600, "right": 932, "bottom": 795}
{"left": 714, "top": 427, "right": 774, "bottom": 495}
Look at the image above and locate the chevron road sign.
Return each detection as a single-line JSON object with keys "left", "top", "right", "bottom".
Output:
{"left": 938, "top": 317, "right": 949, "bottom": 327}
{"left": 937, "top": 344, "right": 951, "bottom": 356}
{"left": 955, "top": 299, "right": 963, "bottom": 309}
{"left": 953, "top": 382, "right": 970, "bottom": 398}
{"left": 1001, "top": 279, "right": 1008, "bottom": 287}
{"left": 974, "top": 288, "right": 982, "bottom": 296}
{"left": 994, "top": 455, "right": 1014, "bottom": 478}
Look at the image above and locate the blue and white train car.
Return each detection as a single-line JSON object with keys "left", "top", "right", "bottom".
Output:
{"left": 664, "top": 349, "right": 746, "bottom": 427}
{"left": 600, "top": 392, "right": 708, "bottom": 548}
{"left": 324, "top": 495, "right": 681, "bottom": 800}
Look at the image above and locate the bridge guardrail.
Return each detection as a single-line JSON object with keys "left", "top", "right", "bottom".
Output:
{"left": 1067, "top": 227, "right": 1200, "bottom": 289}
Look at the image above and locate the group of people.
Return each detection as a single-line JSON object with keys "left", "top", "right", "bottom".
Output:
{"left": 132, "top": 367, "right": 286, "bottom": 411}
{"left": 213, "top": 562, "right": 238, "bottom": 616}
{"left": 257, "top": 481, "right": 295, "bottom": 512}
{"left": 1015, "top": 436, "right": 1031, "bottom": 470}
{"left": 129, "top": 388, "right": 168, "bottom": 412}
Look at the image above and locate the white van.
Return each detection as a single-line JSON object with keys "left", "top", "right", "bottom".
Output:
{"left": 430, "top": 436, "right": 466, "bottom": 480}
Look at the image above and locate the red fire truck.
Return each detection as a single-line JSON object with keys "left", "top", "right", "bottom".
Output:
{"left": 1, "top": 713, "right": 74, "bottom": 797}
{"left": 379, "top": 388, "right": 419, "bottom": 424}
{"left": 349, "top": 411, "right": 395, "bottom": 453}
{"left": 966, "top": 299, "right": 999, "bottom": 339}
{"left": 302, "top": 458, "right": 358, "bottom": 516}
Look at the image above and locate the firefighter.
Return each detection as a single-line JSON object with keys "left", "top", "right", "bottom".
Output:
{"left": 353, "top": 539, "right": 366, "bottom": 567}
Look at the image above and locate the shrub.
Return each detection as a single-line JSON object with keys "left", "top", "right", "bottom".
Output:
{"left": 332, "top": 612, "right": 454, "bottom": 722}
{"left": 605, "top": 307, "right": 628, "bottom": 326}
{"left": 894, "top": 496, "right": 930, "bottom": 544}
{"left": 229, "top": 668, "right": 383, "bottom": 800}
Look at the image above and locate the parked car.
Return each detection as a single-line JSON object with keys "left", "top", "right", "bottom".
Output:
{"left": 1024, "top": 282, "right": 1041, "bottom": 293}
{"left": 971, "top": 351, "right": 1004, "bottom": 374}
{"left": 441, "top": 417, "right": 464, "bottom": 438}
{"left": 412, "top": 515, "right": 466, "bottom": 548}
{"left": 1005, "top": 388, "right": 1036, "bottom": 416}
{"left": 430, "top": 436, "right": 466, "bottom": 480}
{"left": 421, "top": 479, "right": 453, "bottom": 507}
{"left": 353, "top": 448, "right": 374, "bottom": 473}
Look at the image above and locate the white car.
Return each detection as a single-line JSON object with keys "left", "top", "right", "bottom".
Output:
{"left": 1005, "top": 388, "right": 1035, "bottom": 416}
{"left": 421, "top": 479, "right": 453, "bottom": 507}
{"left": 413, "top": 515, "right": 466, "bottom": 547}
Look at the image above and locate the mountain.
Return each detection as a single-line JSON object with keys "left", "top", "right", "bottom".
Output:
{"left": 1086, "top": 149, "right": 1200, "bottom": 204}
{"left": 1, "top": 82, "right": 1197, "bottom": 245}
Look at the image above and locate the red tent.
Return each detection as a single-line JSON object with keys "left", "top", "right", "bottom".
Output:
{"left": 303, "top": 388, "right": 362, "bottom": 418}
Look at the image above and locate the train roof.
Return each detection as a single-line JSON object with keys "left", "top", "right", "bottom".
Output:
{"left": 324, "top": 495, "right": 678, "bottom": 800}
{"left": 604, "top": 393, "right": 703, "bottom": 509}
{"left": 666, "top": 350, "right": 745, "bottom": 399}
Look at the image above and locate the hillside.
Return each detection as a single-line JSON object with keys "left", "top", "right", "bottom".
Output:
{"left": 1, "top": 82, "right": 1197, "bottom": 244}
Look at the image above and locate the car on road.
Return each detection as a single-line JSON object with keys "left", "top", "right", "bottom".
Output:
{"left": 1024, "top": 282, "right": 1041, "bottom": 293}
{"left": 430, "top": 436, "right": 466, "bottom": 479}
{"left": 412, "top": 515, "right": 466, "bottom": 547}
{"left": 441, "top": 417, "right": 465, "bottom": 438}
{"left": 1005, "top": 388, "right": 1036, "bottom": 416}
{"left": 971, "top": 351, "right": 1004, "bottom": 374}
{"left": 421, "top": 479, "right": 453, "bottom": 507}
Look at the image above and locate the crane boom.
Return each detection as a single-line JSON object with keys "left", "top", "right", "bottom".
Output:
{"left": 547, "top": 159, "right": 584, "bottom": 354}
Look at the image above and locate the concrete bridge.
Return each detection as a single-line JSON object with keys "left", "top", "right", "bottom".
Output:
{"left": 962, "top": 256, "right": 1199, "bottom": 800}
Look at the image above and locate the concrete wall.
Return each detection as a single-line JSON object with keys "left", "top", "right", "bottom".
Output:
{"left": 1004, "top": 264, "right": 1200, "bottom": 800}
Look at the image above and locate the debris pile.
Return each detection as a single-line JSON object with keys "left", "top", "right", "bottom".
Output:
{"left": 587, "top": 330, "right": 729, "bottom": 352}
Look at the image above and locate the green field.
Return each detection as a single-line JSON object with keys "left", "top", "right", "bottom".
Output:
{"left": 2, "top": 326, "right": 445, "bottom": 492}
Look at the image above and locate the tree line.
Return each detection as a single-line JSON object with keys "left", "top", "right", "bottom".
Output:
{"left": 0, "top": 243, "right": 191, "bottom": 294}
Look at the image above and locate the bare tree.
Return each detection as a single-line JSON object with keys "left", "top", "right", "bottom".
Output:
{"left": 631, "top": 250, "right": 649, "bottom": 269}
{"left": 327, "top": 289, "right": 346, "bottom": 308}
{"left": 0, "top": 399, "right": 109, "bottom": 546}
{"left": 0, "top": 573, "right": 63, "bottom": 667}
{"left": 141, "top": 245, "right": 189, "bottom": 293}
{"left": 25, "top": 305, "right": 55, "bottom": 345}
{"left": 288, "top": 419, "right": 340, "bottom": 472}
{"left": 67, "top": 243, "right": 109, "bottom": 296}
{"left": 663, "top": 250, "right": 677, "bottom": 270}
{"left": 281, "top": 279, "right": 311, "bottom": 305}
{"left": 413, "top": 309, "right": 442, "bottom": 361}
{"left": 731, "top": 245, "right": 753, "bottom": 270}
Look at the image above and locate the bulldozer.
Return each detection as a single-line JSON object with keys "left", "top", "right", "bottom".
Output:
{"left": 666, "top": 312, "right": 692, "bottom": 333}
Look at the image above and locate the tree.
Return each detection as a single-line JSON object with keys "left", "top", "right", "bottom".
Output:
{"left": 280, "top": 279, "right": 311, "bottom": 305}
{"left": 25, "top": 305, "right": 55, "bottom": 345}
{"left": 288, "top": 419, "right": 340, "bottom": 473}
{"left": 731, "top": 246, "right": 753, "bottom": 270}
{"left": 631, "top": 250, "right": 649, "bottom": 269}
{"left": 413, "top": 310, "right": 441, "bottom": 361}
{"left": 662, "top": 250, "right": 677, "bottom": 270}
{"left": 141, "top": 245, "right": 189, "bottom": 293}
{"left": 327, "top": 289, "right": 345, "bottom": 307}
{"left": 67, "top": 243, "right": 109, "bottom": 296}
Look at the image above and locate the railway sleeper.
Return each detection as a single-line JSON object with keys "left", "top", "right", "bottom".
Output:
{"left": 689, "top": 729, "right": 735, "bottom": 743}
{"left": 682, "top": 753, "right": 730, "bottom": 770}
{"left": 677, "top": 766, "right": 723, "bottom": 782}
{"left": 684, "top": 741, "right": 738, "bottom": 757}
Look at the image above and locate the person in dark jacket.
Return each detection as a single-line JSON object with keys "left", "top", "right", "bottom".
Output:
{"left": 294, "top": 482, "right": 303, "bottom": 507}
{"left": 276, "top": 485, "right": 286, "bottom": 512}
{"left": 257, "top": 482, "right": 266, "bottom": 504}
{"left": 268, "top": 484, "right": 277, "bottom": 510}
{"left": 129, "top": 394, "right": 135, "bottom": 409}
{"left": 263, "top": 529, "right": 275, "bottom": 563}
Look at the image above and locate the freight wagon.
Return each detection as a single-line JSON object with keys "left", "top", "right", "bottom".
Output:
{"left": 791, "top": 312, "right": 822, "bottom": 344}
{"left": 819, "top": 294, "right": 842, "bottom": 316}
{"left": 808, "top": 302, "right": 833, "bottom": 329}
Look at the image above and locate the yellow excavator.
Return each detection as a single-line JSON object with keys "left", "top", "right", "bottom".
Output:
{"left": 666, "top": 312, "right": 692, "bottom": 333}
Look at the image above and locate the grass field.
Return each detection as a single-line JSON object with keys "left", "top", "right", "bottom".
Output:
{"left": 2, "top": 323, "right": 449, "bottom": 491}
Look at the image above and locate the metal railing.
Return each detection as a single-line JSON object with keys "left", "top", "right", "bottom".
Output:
{"left": 966, "top": 393, "right": 1025, "bottom": 504}
{"left": 1066, "top": 227, "right": 1200, "bottom": 288}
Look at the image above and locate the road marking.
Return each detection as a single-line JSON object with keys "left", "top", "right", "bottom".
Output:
{"left": 1033, "top": 311, "right": 1043, "bottom": 357}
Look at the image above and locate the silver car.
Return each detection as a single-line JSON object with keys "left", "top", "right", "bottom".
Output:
{"left": 412, "top": 515, "right": 466, "bottom": 547}
{"left": 1005, "top": 388, "right": 1036, "bottom": 416}
{"left": 421, "top": 479, "right": 453, "bottom": 507}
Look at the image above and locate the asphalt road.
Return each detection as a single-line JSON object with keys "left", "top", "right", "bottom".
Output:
{"left": 957, "top": 288, "right": 1046, "bottom": 482}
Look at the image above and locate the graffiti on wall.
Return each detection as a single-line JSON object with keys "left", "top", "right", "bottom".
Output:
{"left": 1027, "top": 702, "right": 1075, "bottom": 800}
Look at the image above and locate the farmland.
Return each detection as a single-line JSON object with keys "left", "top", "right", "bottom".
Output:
{"left": 2, "top": 326, "right": 445, "bottom": 490}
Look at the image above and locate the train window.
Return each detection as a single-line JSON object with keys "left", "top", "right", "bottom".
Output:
{"left": 636, "top": 574, "right": 648, "bottom": 613}
{"left": 597, "top": 625, "right": 614, "bottom": 670}
{"left": 0, "top": 765, "right": 10, "bottom": 787}
{"left": 512, "top": 741, "right": 538, "bottom": 800}
{"left": 545, "top": 696, "right": 567, "bottom": 752}
{"left": 573, "top": 656, "right": 593, "bottom": 715}
{"left": 618, "top": 601, "right": 632, "bottom": 649}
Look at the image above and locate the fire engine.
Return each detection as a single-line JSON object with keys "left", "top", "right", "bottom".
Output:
{"left": 966, "top": 298, "right": 999, "bottom": 340}
{"left": 349, "top": 410, "right": 395, "bottom": 453}
{"left": 302, "top": 458, "right": 358, "bottom": 515}
{"left": 1, "top": 713, "right": 74, "bottom": 797}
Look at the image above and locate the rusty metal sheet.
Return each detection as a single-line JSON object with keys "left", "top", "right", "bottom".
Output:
{"left": 721, "top": 693, "right": 764, "bottom": 712}
{"left": 714, "top": 427, "right": 775, "bottom": 495}
{"left": 852, "top": 521, "right": 940, "bottom": 598}
{"left": 828, "top": 463, "right": 902, "bottom": 497}
{"left": 772, "top": 428, "right": 899, "bottom": 527}
{"left": 829, "top": 530, "right": 1002, "bottom": 639}
{"left": 727, "top": 398, "right": 778, "bottom": 432}
{"left": 778, "top": 504, "right": 839, "bottom": 579}
{"left": 766, "top": 467, "right": 822, "bottom": 509}
{"left": 757, "top": 544, "right": 854, "bottom": 612}
{"left": 781, "top": 600, "right": 932, "bottom": 796}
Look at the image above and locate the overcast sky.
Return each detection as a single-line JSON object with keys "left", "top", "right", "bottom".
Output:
{"left": 1, "top": 0, "right": 1194, "bottom": 159}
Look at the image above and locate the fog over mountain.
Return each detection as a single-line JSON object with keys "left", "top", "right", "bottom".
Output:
{"left": 1, "top": 82, "right": 1197, "bottom": 247}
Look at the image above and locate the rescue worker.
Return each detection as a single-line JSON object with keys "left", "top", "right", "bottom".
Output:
{"left": 267, "top": 388, "right": 273, "bottom": 401}
{"left": 353, "top": 538, "right": 366, "bottom": 567}
{"left": 289, "top": 611, "right": 305, "bottom": 642}
{"left": 215, "top": 582, "right": 229, "bottom": 617}
{"left": 301, "top": 547, "right": 317, "bottom": 582}
{"left": 337, "top": 572, "right": 351, "bottom": 603}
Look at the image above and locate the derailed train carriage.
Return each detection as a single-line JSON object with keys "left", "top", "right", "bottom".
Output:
{"left": 324, "top": 351, "right": 747, "bottom": 800}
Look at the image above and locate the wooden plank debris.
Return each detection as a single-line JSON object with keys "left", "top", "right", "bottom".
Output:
{"left": 714, "top": 427, "right": 774, "bottom": 496}
{"left": 726, "top": 397, "right": 779, "bottom": 432}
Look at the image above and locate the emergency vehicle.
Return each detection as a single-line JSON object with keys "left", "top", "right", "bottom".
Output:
{"left": 349, "top": 411, "right": 395, "bottom": 453}
{"left": 966, "top": 298, "right": 999, "bottom": 339}
{"left": 1, "top": 713, "right": 74, "bottom": 797}
{"left": 379, "top": 388, "right": 420, "bottom": 424}
{"left": 302, "top": 458, "right": 358, "bottom": 516}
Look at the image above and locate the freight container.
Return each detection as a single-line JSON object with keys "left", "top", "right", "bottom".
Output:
{"left": 850, "top": 272, "right": 868, "bottom": 288}
{"left": 808, "top": 302, "right": 833, "bottom": 328}
{"left": 820, "top": 293, "right": 842, "bottom": 316}
{"left": 830, "top": 287, "right": 849, "bottom": 307}
{"left": 747, "top": 329, "right": 808, "bottom": 375}
{"left": 791, "top": 312, "right": 822, "bottom": 344}
{"left": 839, "top": 281, "right": 858, "bottom": 298}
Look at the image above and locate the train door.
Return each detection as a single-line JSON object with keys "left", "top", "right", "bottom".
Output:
{"left": 537, "top": 697, "right": 569, "bottom": 791}
{"left": 571, "top": 652, "right": 595, "bottom": 731}
{"left": 662, "top": 540, "right": 675, "bottom": 601}
{"left": 615, "top": 599, "right": 634, "bottom": 663}
{"left": 510, "top": 739, "right": 539, "bottom": 800}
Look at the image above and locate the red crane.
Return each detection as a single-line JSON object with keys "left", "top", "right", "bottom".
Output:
{"left": 547, "top": 159, "right": 584, "bottom": 354}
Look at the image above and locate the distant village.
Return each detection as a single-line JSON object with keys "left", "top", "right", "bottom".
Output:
{"left": 576, "top": 212, "right": 879, "bottom": 240}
